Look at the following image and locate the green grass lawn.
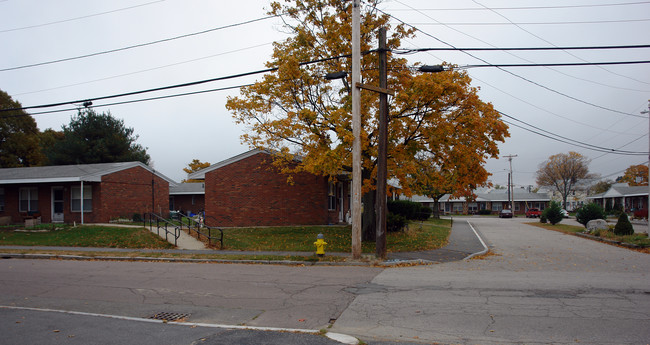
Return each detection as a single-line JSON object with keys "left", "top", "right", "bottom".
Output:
{"left": 205, "top": 218, "right": 451, "bottom": 253}
{"left": 0, "top": 219, "right": 451, "bottom": 254}
{"left": 0, "top": 225, "right": 174, "bottom": 249}
{"left": 528, "top": 222, "right": 650, "bottom": 250}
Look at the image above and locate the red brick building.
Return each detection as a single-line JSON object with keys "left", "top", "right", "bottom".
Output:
{"left": 0, "top": 162, "right": 172, "bottom": 224}
{"left": 169, "top": 182, "right": 205, "bottom": 216}
{"left": 188, "top": 150, "right": 350, "bottom": 227}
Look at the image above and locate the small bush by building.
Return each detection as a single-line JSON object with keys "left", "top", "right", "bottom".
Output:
{"left": 576, "top": 203, "right": 606, "bottom": 227}
{"left": 614, "top": 213, "right": 634, "bottom": 236}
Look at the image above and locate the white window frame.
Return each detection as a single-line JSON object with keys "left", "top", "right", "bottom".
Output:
{"left": 19, "top": 187, "right": 38, "bottom": 212}
{"left": 493, "top": 203, "right": 503, "bottom": 212}
{"left": 327, "top": 182, "right": 336, "bottom": 211}
{"left": 71, "top": 185, "right": 92, "bottom": 212}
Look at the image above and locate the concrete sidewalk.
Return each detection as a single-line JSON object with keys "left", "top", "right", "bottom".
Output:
{"left": 0, "top": 220, "right": 487, "bottom": 265}
{"left": 388, "top": 220, "right": 487, "bottom": 263}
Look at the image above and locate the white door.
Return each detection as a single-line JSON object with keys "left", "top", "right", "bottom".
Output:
{"left": 52, "top": 187, "right": 64, "bottom": 222}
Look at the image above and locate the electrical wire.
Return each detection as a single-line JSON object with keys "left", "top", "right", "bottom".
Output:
{"left": 499, "top": 111, "right": 646, "bottom": 155}
{"left": 502, "top": 119, "right": 646, "bottom": 156}
{"left": 393, "top": 44, "right": 650, "bottom": 53}
{"left": 470, "top": 0, "right": 650, "bottom": 87}
{"left": 408, "top": 18, "right": 650, "bottom": 26}
{"left": 460, "top": 60, "right": 650, "bottom": 68}
{"left": 380, "top": 4, "right": 648, "bottom": 119}
{"left": 0, "top": 53, "right": 350, "bottom": 112}
{"left": 385, "top": 2, "right": 650, "bottom": 11}
{"left": 0, "top": 0, "right": 166, "bottom": 33}
{"left": 0, "top": 14, "right": 281, "bottom": 72}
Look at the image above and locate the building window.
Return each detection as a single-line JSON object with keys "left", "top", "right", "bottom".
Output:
{"left": 19, "top": 187, "right": 39, "bottom": 212}
{"left": 515, "top": 203, "right": 520, "bottom": 212}
{"left": 493, "top": 203, "right": 503, "bottom": 211}
{"left": 0, "top": 188, "right": 4, "bottom": 211}
{"left": 71, "top": 186, "right": 92, "bottom": 212}
{"left": 453, "top": 203, "right": 463, "bottom": 213}
{"left": 328, "top": 182, "right": 336, "bottom": 211}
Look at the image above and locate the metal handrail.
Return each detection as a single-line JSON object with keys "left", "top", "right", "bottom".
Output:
{"left": 174, "top": 212, "right": 224, "bottom": 249}
{"left": 143, "top": 212, "right": 181, "bottom": 247}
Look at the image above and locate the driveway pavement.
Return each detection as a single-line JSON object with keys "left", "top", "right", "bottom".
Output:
{"left": 332, "top": 217, "right": 650, "bottom": 344}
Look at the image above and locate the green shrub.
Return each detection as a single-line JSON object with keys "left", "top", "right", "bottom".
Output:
{"left": 478, "top": 209, "right": 492, "bottom": 215}
{"left": 132, "top": 213, "right": 143, "bottom": 222}
{"left": 387, "top": 213, "right": 408, "bottom": 232}
{"left": 415, "top": 206, "right": 432, "bottom": 221}
{"left": 542, "top": 201, "right": 564, "bottom": 225}
{"left": 540, "top": 213, "right": 548, "bottom": 223}
{"left": 613, "top": 213, "right": 634, "bottom": 236}
{"left": 575, "top": 203, "right": 605, "bottom": 227}
{"left": 387, "top": 200, "right": 428, "bottom": 220}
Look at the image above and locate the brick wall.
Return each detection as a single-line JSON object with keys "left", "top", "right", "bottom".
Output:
{"left": 204, "top": 152, "right": 331, "bottom": 227}
{"left": 98, "top": 166, "right": 169, "bottom": 222}
{"left": 170, "top": 194, "right": 205, "bottom": 216}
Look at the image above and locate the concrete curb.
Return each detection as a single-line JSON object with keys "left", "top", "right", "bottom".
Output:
{"left": 574, "top": 232, "right": 644, "bottom": 249}
{"left": 462, "top": 220, "right": 490, "bottom": 260}
{"left": 0, "top": 252, "right": 436, "bottom": 267}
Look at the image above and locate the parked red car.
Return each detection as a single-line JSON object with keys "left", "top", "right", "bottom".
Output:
{"left": 525, "top": 208, "right": 542, "bottom": 218}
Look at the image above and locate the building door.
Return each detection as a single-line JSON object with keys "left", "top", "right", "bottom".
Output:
{"left": 52, "top": 187, "right": 64, "bottom": 222}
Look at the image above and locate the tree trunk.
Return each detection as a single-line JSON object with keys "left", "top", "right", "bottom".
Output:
{"left": 432, "top": 198, "right": 441, "bottom": 219}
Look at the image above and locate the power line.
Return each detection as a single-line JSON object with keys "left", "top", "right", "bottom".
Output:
{"left": 0, "top": 0, "right": 165, "bottom": 33}
{"left": 461, "top": 60, "right": 650, "bottom": 69}
{"left": 379, "top": 4, "right": 647, "bottom": 119}
{"left": 0, "top": 53, "right": 349, "bottom": 113}
{"left": 385, "top": 2, "right": 650, "bottom": 11}
{"left": 0, "top": 14, "right": 280, "bottom": 72}
{"left": 470, "top": 0, "right": 650, "bottom": 87}
{"left": 12, "top": 42, "right": 273, "bottom": 97}
{"left": 502, "top": 119, "right": 646, "bottom": 155}
{"left": 499, "top": 111, "right": 646, "bottom": 155}
{"left": 394, "top": 44, "right": 650, "bottom": 53}
{"left": 408, "top": 18, "right": 650, "bottom": 26}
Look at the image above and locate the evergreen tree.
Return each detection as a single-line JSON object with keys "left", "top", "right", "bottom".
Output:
{"left": 45, "top": 109, "right": 150, "bottom": 165}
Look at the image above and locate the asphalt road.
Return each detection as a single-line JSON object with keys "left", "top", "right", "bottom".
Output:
{"left": 332, "top": 217, "right": 650, "bottom": 344}
{"left": 1, "top": 217, "right": 648, "bottom": 344}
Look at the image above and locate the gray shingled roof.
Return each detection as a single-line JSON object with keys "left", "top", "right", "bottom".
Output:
{"left": 0, "top": 162, "right": 176, "bottom": 185}
{"left": 587, "top": 183, "right": 648, "bottom": 199}
{"left": 170, "top": 182, "right": 205, "bottom": 195}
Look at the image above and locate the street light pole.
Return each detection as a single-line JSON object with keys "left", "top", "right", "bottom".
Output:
{"left": 351, "top": 0, "right": 362, "bottom": 259}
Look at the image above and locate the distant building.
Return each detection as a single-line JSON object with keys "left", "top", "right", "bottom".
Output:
{"left": 586, "top": 183, "right": 648, "bottom": 212}
{"left": 410, "top": 188, "right": 551, "bottom": 215}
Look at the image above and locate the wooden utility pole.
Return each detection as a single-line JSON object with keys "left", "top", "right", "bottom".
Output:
{"left": 351, "top": 0, "right": 362, "bottom": 259}
{"left": 504, "top": 154, "right": 518, "bottom": 212}
{"left": 375, "top": 28, "right": 388, "bottom": 259}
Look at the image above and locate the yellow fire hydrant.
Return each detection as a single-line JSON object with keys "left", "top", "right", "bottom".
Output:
{"left": 314, "top": 233, "right": 327, "bottom": 257}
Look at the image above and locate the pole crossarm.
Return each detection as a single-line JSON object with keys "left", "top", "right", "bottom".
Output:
{"left": 356, "top": 82, "right": 395, "bottom": 96}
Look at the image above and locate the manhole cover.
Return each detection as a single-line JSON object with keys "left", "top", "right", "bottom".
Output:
{"left": 147, "top": 312, "right": 190, "bottom": 322}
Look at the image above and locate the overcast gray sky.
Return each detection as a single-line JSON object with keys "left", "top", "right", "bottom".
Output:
{"left": 1, "top": 0, "right": 649, "bottom": 187}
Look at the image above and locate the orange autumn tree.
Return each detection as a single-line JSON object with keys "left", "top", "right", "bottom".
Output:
{"left": 226, "top": 0, "right": 508, "bottom": 238}
{"left": 620, "top": 164, "right": 649, "bottom": 186}
{"left": 182, "top": 159, "right": 210, "bottom": 183}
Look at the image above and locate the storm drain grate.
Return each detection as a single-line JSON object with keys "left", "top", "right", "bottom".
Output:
{"left": 147, "top": 312, "right": 190, "bottom": 322}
